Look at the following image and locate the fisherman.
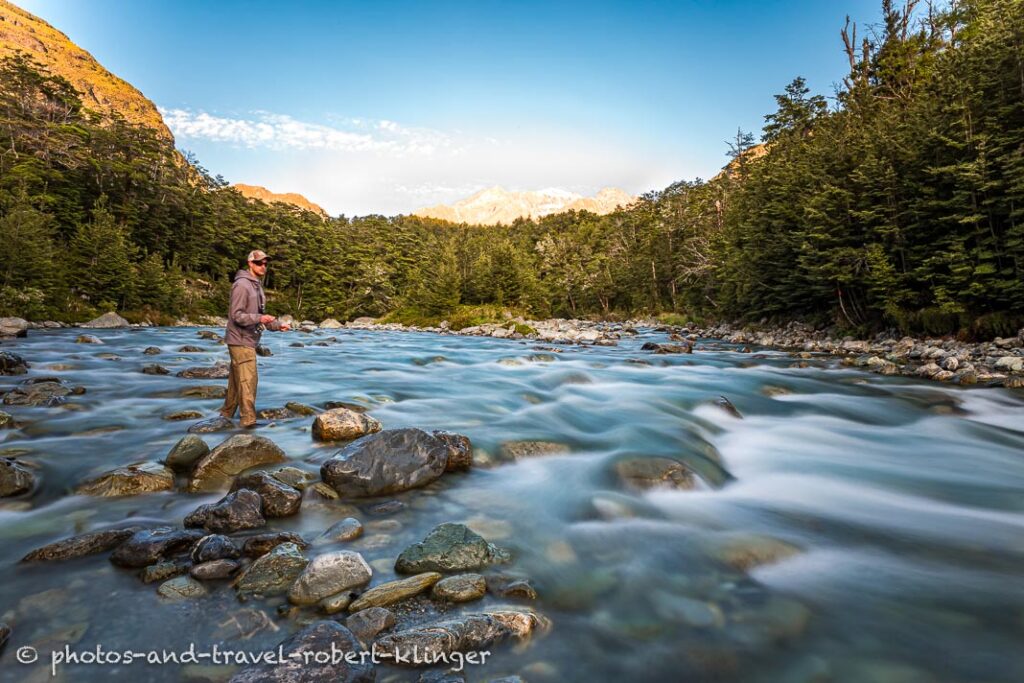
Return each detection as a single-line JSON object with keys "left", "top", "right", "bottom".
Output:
{"left": 218, "top": 249, "right": 290, "bottom": 427}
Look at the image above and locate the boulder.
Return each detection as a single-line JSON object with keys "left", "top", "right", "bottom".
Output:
{"left": 320, "top": 428, "right": 449, "bottom": 497}
{"left": 315, "top": 517, "right": 363, "bottom": 544}
{"left": 347, "top": 573, "right": 440, "bottom": 612}
{"left": 191, "top": 534, "right": 242, "bottom": 563}
{"left": 0, "top": 458, "right": 35, "bottom": 497}
{"left": 184, "top": 489, "right": 266, "bottom": 533}
{"left": 994, "top": 356, "right": 1024, "bottom": 373}
{"left": 374, "top": 610, "right": 547, "bottom": 664}
{"left": 176, "top": 363, "right": 230, "bottom": 379}
{"left": 187, "top": 416, "right": 235, "bottom": 434}
{"left": 3, "top": 381, "right": 71, "bottom": 406}
{"left": 74, "top": 461, "right": 174, "bottom": 497}
{"left": 311, "top": 408, "right": 382, "bottom": 442}
{"left": 0, "top": 351, "right": 29, "bottom": 375}
{"left": 233, "top": 542, "right": 308, "bottom": 596}
{"left": 320, "top": 318, "right": 343, "bottom": 329}
{"left": 242, "top": 532, "right": 307, "bottom": 558}
{"left": 345, "top": 607, "right": 396, "bottom": 645}
{"left": 287, "top": 550, "right": 372, "bottom": 605}
{"left": 613, "top": 457, "right": 698, "bottom": 491}
{"left": 165, "top": 435, "right": 210, "bottom": 473}
{"left": 110, "top": 527, "right": 204, "bottom": 568}
{"left": 231, "top": 471, "right": 302, "bottom": 517}
{"left": 432, "top": 430, "right": 473, "bottom": 472}
{"left": 81, "top": 312, "right": 129, "bottom": 328}
{"left": 188, "top": 434, "right": 288, "bottom": 492}
{"left": 22, "top": 527, "right": 140, "bottom": 562}
{"left": 228, "top": 621, "right": 373, "bottom": 683}
{"left": 395, "top": 523, "right": 508, "bottom": 574}
{"left": 431, "top": 574, "right": 487, "bottom": 603}
{"left": 0, "top": 317, "right": 29, "bottom": 337}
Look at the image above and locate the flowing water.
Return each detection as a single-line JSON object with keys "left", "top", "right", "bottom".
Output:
{"left": 1, "top": 327, "right": 1023, "bottom": 682}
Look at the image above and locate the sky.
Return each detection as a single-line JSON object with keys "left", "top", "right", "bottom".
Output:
{"left": 18, "top": 0, "right": 882, "bottom": 216}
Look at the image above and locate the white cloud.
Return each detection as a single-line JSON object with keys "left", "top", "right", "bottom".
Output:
{"left": 161, "top": 107, "right": 686, "bottom": 216}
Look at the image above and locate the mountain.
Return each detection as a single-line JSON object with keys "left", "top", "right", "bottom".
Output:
{"left": 0, "top": 0, "right": 172, "bottom": 140}
{"left": 234, "top": 183, "right": 328, "bottom": 217}
{"left": 414, "top": 186, "right": 636, "bottom": 225}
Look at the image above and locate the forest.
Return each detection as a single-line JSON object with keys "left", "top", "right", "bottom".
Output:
{"left": 1, "top": 0, "right": 1022, "bottom": 338}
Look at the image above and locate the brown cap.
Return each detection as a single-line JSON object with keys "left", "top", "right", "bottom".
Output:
{"left": 247, "top": 249, "right": 270, "bottom": 262}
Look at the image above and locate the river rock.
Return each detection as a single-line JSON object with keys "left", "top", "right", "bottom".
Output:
{"left": 188, "top": 434, "right": 288, "bottom": 492}
{"left": 165, "top": 435, "right": 210, "bottom": 473}
{"left": 187, "top": 416, "right": 235, "bottom": 433}
{"left": 431, "top": 574, "right": 486, "bottom": 603}
{"left": 374, "top": 610, "right": 547, "bottom": 664}
{"left": 486, "top": 574, "right": 538, "bottom": 600}
{"left": 498, "top": 440, "right": 570, "bottom": 460}
{"left": 22, "top": 527, "right": 140, "bottom": 562}
{"left": 0, "top": 316, "right": 29, "bottom": 337}
{"left": 180, "top": 385, "right": 227, "bottom": 399}
{"left": 234, "top": 542, "right": 308, "bottom": 595}
{"left": 256, "top": 344, "right": 273, "bottom": 357}
{"left": 709, "top": 533, "right": 801, "bottom": 571}
{"left": 231, "top": 471, "right": 302, "bottom": 517}
{"left": 0, "top": 458, "right": 35, "bottom": 497}
{"left": 395, "top": 523, "right": 508, "bottom": 574}
{"left": 242, "top": 532, "right": 308, "bottom": 558}
{"left": 614, "top": 456, "right": 697, "bottom": 491}
{"left": 74, "top": 461, "right": 174, "bottom": 497}
{"left": 75, "top": 334, "right": 103, "bottom": 344}
{"left": 287, "top": 550, "right": 372, "bottom": 605}
{"left": 315, "top": 517, "right": 364, "bottom": 544}
{"left": 0, "top": 351, "right": 29, "bottom": 375}
{"left": 191, "top": 534, "right": 242, "bottom": 563}
{"left": 346, "top": 607, "right": 396, "bottom": 645}
{"left": 157, "top": 575, "right": 208, "bottom": 600}
{"left": 285, "top": 401, "right": 318, "bottom": 416}
{"left": 197, "top": 330, "right": 222, "bottom": 341}
{"left": 268, "top": 466, "right": 318, "bottom": 489}
{"left": 347, "top": 572, "right": 442, "bottom": 612}
{"left": 176, "top": 363, "right": 230, "bottom": 379}
{"left": 191, "top": 559, "right": 240, "bottom": 580}
{"left": 185, "top": 489, "right": 266, "bottom": 533}
{"left": 81, "top": 312, "right": 129, "bottom": 328}
{"left": 320, "top": 318, "right": 343, "bottom": 329}
{"left": 140, "top": 559, "right": 191, "bottom": 583}
{"left": 321, "top": 428, "right": 449, "bottom": 497}
{"left": 0, "top": 410, "right": 15, "bottom": 429}
{"left": 143, "top": 346, "right": 162, "bottom": 355}
{"left": 110, "top": 527, "right": 204, "bottom": 568}
{"left": 228, "top": 620, "right": 374, "bottom": 683}
{"left": 994, "top": 356, "right": 1024, "bottom": 372}
{"left": 142, "top": 363, "right": 170, "bottom": 375}
{"left": 179, "top": 345, "right": 204, "bottom": 353}
{"left": 311, "top": 408, "right": 382, "bottom": 442}
{"left": 432, "top": 430, "right": 473, "bottom": 472}
{"left": 3, "top": 380, "right": 71, "bottom": 406}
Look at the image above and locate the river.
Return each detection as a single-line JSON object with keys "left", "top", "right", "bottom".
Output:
{"left": 1, "top": 326, "right": 1022, "bottom": 682}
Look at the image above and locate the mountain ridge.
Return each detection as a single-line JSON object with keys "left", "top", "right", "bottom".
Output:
{"left": 233, "top": 183, "right": 328, "bottom": 217}
{"left": 414, "top": 186, "right": 635, "bottom": 225}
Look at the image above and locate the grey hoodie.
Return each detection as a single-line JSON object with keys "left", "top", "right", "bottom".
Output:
{"left": 225, "top": 269, "right": 281, "bottom": 347}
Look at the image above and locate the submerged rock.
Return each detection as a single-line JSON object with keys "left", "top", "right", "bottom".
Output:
{"left": 142, "top": 363, "right": 170, "bottom": 375}
{"left": 110, "top": 527, "right": 204, "bottom": 568}
{"left": 315, "top": 517, "right": 364, "bottom": 544}
{"left": 75, "top": 334, "right": 104, "bottom": 344}
{"left": 613, "top": 456, "right": 698, "bottom": 491}
{"left": 22, "top": 527, "right": 140, "bottom": 562}
{"left": 0, "top": 351, "right": 29, "bottom": 375}
{"left": 311, "top": 408, "right": 382, "bottom": 442}
{"left": 231, "top": 471, "right": 302, "bottom": 517}
{"left": 187, "top": 416, "right": 235, "bottom": 434}
{"left": 180, "top": 385, "right": 227, "bottom": 399}
{"left": 287, "top": 550, "right": 372, "bottom": 605}
{"left": 75, "top": 461, "right": 174, "bottom": 497}
{"left": 374, "top": 610, "right": 547, "bottom": 664}
{"left": 3, "top": 381, "right": 71, "bottom": 406}
{"left": 498, "top": 440, "right": 570, "bottom": 461}
{"left": 228, "top": 620, "right": 373, "bottom": 683}
{"left": 395, "top": 523, "right": 508, "bottom": 574}
{"left": 165, "top": 435, "right": 210, "bottom": 473}
{"left": 188, "top": 434, "right": 288, "bottom": 492}
{"left": 140, "top": 560, "right": 190, "bottom": 583}
{"left": 234, "top": 542, "right": 308, "bottom": 596}
{"left": 321, "top": 428, "right": 449, "bottom": 497}
{"left": 176, "top": 363, "right": 230, "bottom": 379}
{"left": 143, "top": 346, "right": 162, "bottom": 355}
{"left": 347, "top": 572, "right": 442, "bottom": 612}
{"left": 184, "top": 489, "right": 266, "bottom": 533}
{"left": 0, "top": 457, "right": 35, "bottom": 497}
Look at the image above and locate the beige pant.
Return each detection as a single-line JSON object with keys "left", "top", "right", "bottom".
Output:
{"left": 220, "top": 345, "right": 258, "bottom": 425}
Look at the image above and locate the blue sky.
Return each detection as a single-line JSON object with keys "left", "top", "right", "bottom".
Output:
{"left": 19, "top": 0, "right": 881, "bottom": 216}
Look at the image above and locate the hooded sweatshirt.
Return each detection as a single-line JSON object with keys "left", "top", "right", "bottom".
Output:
{"left": 225, "top": 269, "right": 281, "bottom": 347}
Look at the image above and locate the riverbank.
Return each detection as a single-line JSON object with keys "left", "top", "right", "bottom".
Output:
{"left": 3, "top": 313, "right": 1023, "bottom": 389}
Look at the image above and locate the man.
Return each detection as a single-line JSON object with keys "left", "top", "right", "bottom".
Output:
{"left": 219, "top": 249, "right": 290, "bottom": 428}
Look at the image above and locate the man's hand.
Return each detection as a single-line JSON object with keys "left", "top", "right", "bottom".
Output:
{"left": 280, "top": 323, "right": 291, "bottom": 331}
{"left": 259, "top": 314, "right": 276, "bottom": 325}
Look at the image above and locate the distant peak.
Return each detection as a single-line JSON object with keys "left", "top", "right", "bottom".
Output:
{"left": 233, "top": 183, "right": 327, "bottom": 217}
{"left": 414, "top": 186, "right": 636, "bottom": 225}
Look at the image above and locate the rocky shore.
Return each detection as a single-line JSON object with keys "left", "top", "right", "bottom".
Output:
{"left": 3, "top": 312, "right": 1023, "bottom": 388}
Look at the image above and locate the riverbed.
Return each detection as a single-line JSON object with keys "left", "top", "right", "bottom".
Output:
{"left": 1, "top": 327, "right": 1023, "bottom": 682}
